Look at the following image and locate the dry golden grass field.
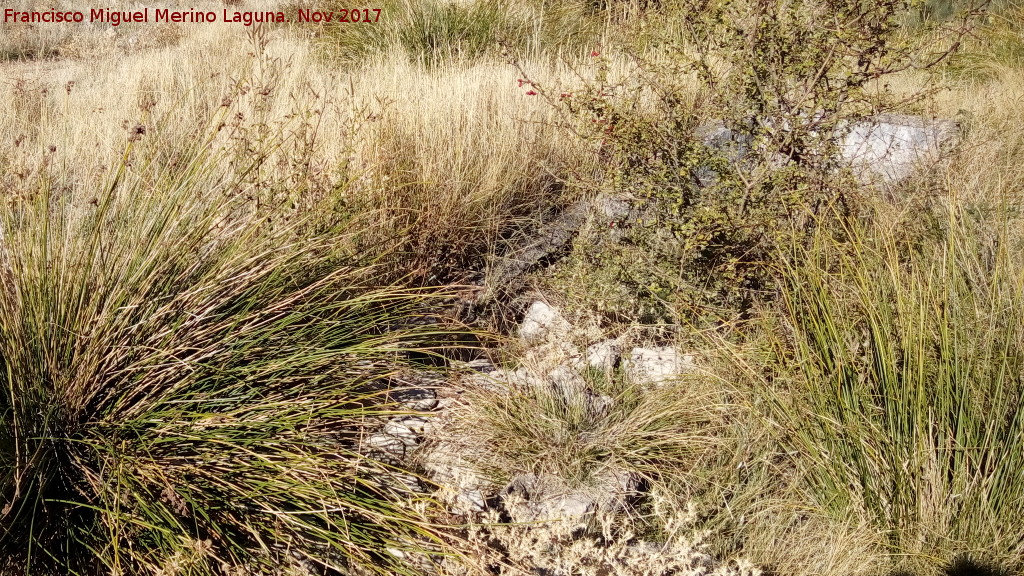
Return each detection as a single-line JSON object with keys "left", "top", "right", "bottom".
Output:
{"left": 2, "top": 1, "right": 1024, "bottom": 575}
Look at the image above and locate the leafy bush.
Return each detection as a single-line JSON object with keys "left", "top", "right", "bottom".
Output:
{"left": 530, "top": 0, "right": 978, "bottom": 325}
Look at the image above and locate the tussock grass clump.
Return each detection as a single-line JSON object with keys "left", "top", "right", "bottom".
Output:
{"left": 312, "top": 0, "right": 667, "bottom": 66}
{"left": 747, "top": 203, "right": 1024, "bottom": 569}
{"left": 314, "top": 0, "right": 530, "bottom": 66}
{"left": 943, "top": 3, "right": 1024, "bottom": 79}
{"left": 450, "top": 365, "right": 727, "bottom": 494}
{"left": 0, "top": 135, "right": 452, "bottom": 575}
{"left": 346, "top": 58, "right": 580, "bottom": 283}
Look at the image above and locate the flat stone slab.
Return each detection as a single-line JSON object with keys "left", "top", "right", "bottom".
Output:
{"left": 840, "top": 114, "right": 958, "bottom": 183}
{"left": 698, "top": 113, "right": 959, "bottom": 185}
{"left": 624, "top": 346, "right": 695, "bottom": 386}
{"left": 519, "top": 300, "right": 572, "bottom": 344}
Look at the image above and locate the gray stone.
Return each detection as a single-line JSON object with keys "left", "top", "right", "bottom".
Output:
{"left": 382, "top": 420, "right": 421, "bottom": 446}
{"left": 456, "top": 489, "right": 487, "bottom": 512}
{"left": 501, "top": 469, "right": 639, "bottom": 528}
{"left": 513, "top": 367, "right": 549, "bottom": 390}
{"left": 463, "top": 358, "right": 496, "bottom": 373}
{"left": 548, "top": 365, "right": 587, "bottom": 396}
{"left": 584, "top": 339, "right": 620, "bottom": 372}
{"left": 519, "top": 300, "right": 572, "bottom": 343}
{"left": 624, "top": 346, "right": 694, "bottom": 385}
{"left": 697, "top": 121, "right": 751, "bottom": 163}
{"left": 434, "top": 396, "right": 460, "bottom": 411}
{"left": 391, "top": 416, "right": 434, "bottom": 437}
{"left": 463, "top": 369, "right": 512, "bottom": 394}
{"left": 419, "top": 441, "right": 490, "bottom": 514}
{"left": 394, "top": 388, "right": 437, "bottom": 412}
{"left": 594, "top": 194, "right": 633, "bottom": 221}
{"left": 502, "top": 474, "right": 597, "bottom": 526}
{"left": 403, "top": 397, "right": 438, "bottom": 412}
{"left": 366, "top": 433, "right": 409, "bottom": 459}
{"left": 840, "top": 114, "right": 957, "bottom": 183}
{"left": 465, "top": 366, "right": 544, "bottom": 394}
{"left": 482, "top": 202, "right": 590, "bottom": 307}
{"left": 590, "top": 467, "right": 641, "bottom": 509}
{"left": 696, "top": 114, "right": 958, "bottom": 186}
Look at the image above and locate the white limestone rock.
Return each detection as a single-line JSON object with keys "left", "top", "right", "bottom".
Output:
{"left": 389, "top": 416, "right": 434, "bottom": 437}
{"left": 594, "top": 194, "right": 633, "bottom": 220}
{"left": 419, "top": 441, "right": 490, "bottom": 514}
{"left": 698, "top": 114, "right": 959, "bottom": 186}
{"left": 382, "top": 419, "right": 421, "bottom": 446}
{"left": 584, "top": 339, "right": 620, "bottom": 372}
{"left": 502, "top": 474, "right": 597, "bottom": 527}
{"left": 548, "top": 365, "right": 587, "bottom": 395}
{"left": 501, "top": 469, "right": 640, "bottom": 529}
{"left": 519, "top": 300, "right": 572, "bottom": 344}
{"left": 366, "top": 433, "right": 409, "bottom": 459}
{"left": 840, "top": 114, "right": 958, "bottom": 183}
{"left": 624, "top": 346, "right": 695, "bottom": 386}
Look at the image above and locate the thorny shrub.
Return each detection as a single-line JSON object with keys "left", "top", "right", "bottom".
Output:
{"left": 522, "top": 0, "right": 985, "bottom": 327}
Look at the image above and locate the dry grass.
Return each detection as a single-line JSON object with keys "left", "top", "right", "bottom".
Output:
{"left": 0, "top": 0, "right": 183, "bottom": 60}
{"left": 3, "top": 1, "right": 1024, "bottom": 575}
{"left": 0, "top": 65, "right": 465, "bottom": 574}
{"left": 0, "top": 10, "right": 605, "bottom": 282}
{"left": 446, "top": 365, "right": 729, "bottom": 490}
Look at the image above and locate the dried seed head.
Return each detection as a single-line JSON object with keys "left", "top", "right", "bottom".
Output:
{"left": 128, "top": 124, "right": 146, "bottom": 142}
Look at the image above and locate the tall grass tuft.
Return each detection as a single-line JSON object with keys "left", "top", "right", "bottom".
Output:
{"left": 312, "top": 0, "right": 657, "bottom": 66}
{"left": 0, "top": 129, "right": 452, "bottom": 575}
{"left": 313, "top": 0, "right": 530, "bottom": 66}
{"left": 756, "top": 203, "right": 1024, "bottom": 565}
{"left": 944, "top": 3, "right": 1024, "bottom": 79}
{"left": 450, "top": 365, "right": 726, "bottom": 494}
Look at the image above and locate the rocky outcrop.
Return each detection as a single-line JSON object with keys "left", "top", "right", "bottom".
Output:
{"left": 355, "top": 300, "right": 762, "bottom": 575}
{"left": 363, "top": 300, "right": 699, "bottom": 516}
{"left": 501, "top": 468, "right": 640, "bottom": 529}
{"left": 519, "top": 300, "right": 572, "bottom": 343}
{"left": 698, "top": 113, "right": 959, "bottom": 185}
{"left": 624, "top": 346, "right": 696, "bottom": 386}
{"left": 840, "top": 114, "right": 958, "bottom": 183}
